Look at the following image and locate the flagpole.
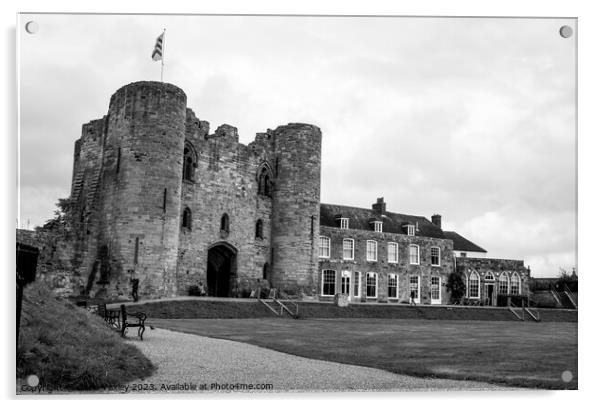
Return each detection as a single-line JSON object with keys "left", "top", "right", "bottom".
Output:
{"left": 161, "top": 28, "right": 166, "bottom": 82}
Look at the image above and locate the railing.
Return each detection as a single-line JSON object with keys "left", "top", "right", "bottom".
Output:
{"left": 508, "top": 301, "right": 524, "bottom": 321}
{"left": 550, "top": 289, "right": 562, "bottom": 306}
{"left": 564, "top": 285, "right": 578, "bottom": 309}
{"left": 258, "top": 289, "right": 300, "bottom": 317}
{"left": 523, "top": 307, "right": 541, "bottom": 322}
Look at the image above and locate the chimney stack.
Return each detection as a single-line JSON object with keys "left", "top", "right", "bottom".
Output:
{"left": 372, "top": 197, "right": 386, "bottom": 214}
{"left": 431, "top": 214, "right": 442, "bottom": 228}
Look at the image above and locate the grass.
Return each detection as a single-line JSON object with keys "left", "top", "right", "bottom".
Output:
{"left": 152, "top": 317, "right": 578, "bottom": 390}
{"left": 17, "top": 282, "right": 156, "bottom": 391}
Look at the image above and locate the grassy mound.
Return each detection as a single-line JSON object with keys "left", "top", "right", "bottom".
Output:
{"left": 17, "top": 283, "right": 155, "bottom": 391}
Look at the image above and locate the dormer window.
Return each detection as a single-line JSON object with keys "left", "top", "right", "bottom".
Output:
{"left": 407, "top": 224, "right": 415, "bottom": 236}
{"left": 338, "top": 218, "right": 349, "bottom": 229}
{"left": 374, "top": 221, "right": 382, "bottom": 233}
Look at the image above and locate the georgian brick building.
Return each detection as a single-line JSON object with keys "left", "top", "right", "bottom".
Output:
{"left": 18, "top": 81, "right": 529, "bottom": 304}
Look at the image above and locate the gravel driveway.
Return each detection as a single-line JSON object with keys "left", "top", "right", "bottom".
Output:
{"left": 123, "top": 328, "right": 514, "bottom": 393}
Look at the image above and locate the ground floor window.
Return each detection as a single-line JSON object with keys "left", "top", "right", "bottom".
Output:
{"left": 388, "top": 274, "right": 398, "bottom": 298}
{"left": 409, "top": 275, "right": 420, "bottom": 302}
{"left": 510, "top": 273, "right": 520, "bottom": 295}
{"left": 322, "top": 269, "right": 336, "bottom": 296}
{"left": 468, "top": 271, "right": 480, "bottom": 298}
{"left": 366, "top": 272, "right": 377, "bottom": 298}
{"left": 431, "top": 276, "right": 441, "bottom": 302}
{"left": 341, "top": 271, "right": 351, "bottom": 296}
{"left": 353, "top": 271, "right": 361, "bottom": 297}
{"left": 499, "top": 272, "right": 509, "bottom": 294}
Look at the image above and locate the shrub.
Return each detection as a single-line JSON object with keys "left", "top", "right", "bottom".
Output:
{"left": 188, "top": 285, "right": 201, "bottom": 296}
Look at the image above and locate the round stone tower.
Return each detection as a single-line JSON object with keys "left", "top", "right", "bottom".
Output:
{"left": 99, "top": 81, "right": 186, "bottom": 298}
{"left": 270, "top": 123, "right": 322, "bottom": 295}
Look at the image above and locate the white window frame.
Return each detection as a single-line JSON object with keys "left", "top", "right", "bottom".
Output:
{"left": 430, "top": 247, "right": 441, "bottom": 266}
{"left": 409, "top": 244, "right": 420, "bottom": 265}
{"left": 338, "top": 218, "right": 349, "bottom": 229}
{"left": 468, "top": 271, "right": 480, "bottom": 299}
{"left": 431, "top": 276, "right": 441, "bottom": 304}
{"left": 366, "top": 272, "right": 378, "bottom": 299}
{"left": 342, "top": 238, "right": 355, "bottom": 260}
{"left": 373, "top": 221, "right": 383, "bottom": 233}
{"left": 353, "top": 271, "right": 361, "bottom": 298}
{"left": 321, "top": 269, "right": 336, "bottom": 297}
{"left": 387, "top": 274, "right": 399, "bottom": 299}
{"left": 510, "top": 273, "right": 521, "bottom": 295}
{"left": 409, "top": 275, "right": 421, "bottom": 304}
{"left": 407, "top": 224, "right": 416, "bottom": 236}
{"left": 499, "top": 272, "right": 509, "bottom": 294}
{"left": 366, "top": 240, "right": 378, "bottom": 262}
{"left": 318, "top": 236, "right": 330, "bottom": 259}
{"left": 387, "top": 242, "right": 398, "bottom": 263}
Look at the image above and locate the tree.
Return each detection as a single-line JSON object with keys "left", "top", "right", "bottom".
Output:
{"left": 446, "top": 270, "right": 466, "bottom": 304}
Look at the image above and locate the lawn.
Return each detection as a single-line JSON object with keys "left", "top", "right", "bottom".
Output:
{"left": 151, "top": 318, "right": 577, "bottom": 390}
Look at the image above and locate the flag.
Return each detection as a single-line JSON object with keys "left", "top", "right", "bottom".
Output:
{"left": 151, "top": 32, "right": 164, "bottom": 61}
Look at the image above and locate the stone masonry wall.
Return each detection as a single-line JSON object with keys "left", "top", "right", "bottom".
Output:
{"left": 318, "top": 226, "right": 455, "bottom": 304}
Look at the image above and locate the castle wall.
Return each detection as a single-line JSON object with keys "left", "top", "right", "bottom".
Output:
{"left": 270, "top": 124, "right": 322, "bottom": 294}
{"left": 318, "top": 226, "right": 455, "bottom": 304}
{"left": 174, "top": 118, "right": 275, "bottom": 297}
{"left": 90, "top": 81, "right": 187, "bottom": 298}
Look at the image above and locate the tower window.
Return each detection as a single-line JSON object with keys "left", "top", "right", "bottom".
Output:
{"left": 258, "top": 165, "right": 272, "bottom": 197}
{"left": 220, "top": 213, "right": 230, "bottom": 233}
{"left": 182, "top": 143, "right": 198, "bottom": 182}
{"left": 182, "top": 207, "right": 192, "bottom": 229}
{"left": 263, "top": 263, "right": 270, "bottom": 280}
{"left": 255, "top": 219, "right": 264, "bottom": 239}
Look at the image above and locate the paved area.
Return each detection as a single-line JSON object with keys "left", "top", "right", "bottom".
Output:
{"left": 124, "top": 328, "right": 515, "bottom": 393}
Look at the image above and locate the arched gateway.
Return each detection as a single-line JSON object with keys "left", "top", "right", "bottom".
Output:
{"left": 206, "top": 242, "right": 237, "bottom": 297}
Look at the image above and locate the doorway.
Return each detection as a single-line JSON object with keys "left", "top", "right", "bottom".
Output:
{"left": 206, "top": 243, "right": 237, "bottom": 297}
{"left": 341, "top": 270, "right": 351, "bottom": 300}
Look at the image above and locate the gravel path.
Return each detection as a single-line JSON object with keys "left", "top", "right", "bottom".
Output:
{"left": 123, "top": 328, "right": 514, "bottom": 393}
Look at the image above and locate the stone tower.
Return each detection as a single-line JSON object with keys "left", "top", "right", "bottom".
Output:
{"left": 97, "top": 81, "right": 187, "bottom": 298}
{"left": 270, "top": 123, "right": 322, "bottom": 294}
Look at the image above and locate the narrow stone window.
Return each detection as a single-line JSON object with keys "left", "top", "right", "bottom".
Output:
{"left": 220, "top": 213, "right": 230, "bottom": 233}
{"left": 255, "top": 219, "right": 264, "bottom": 239}
{"left": 182, "top": 143, "right": 198, "bottom": 182}
{"left": 258, "top": 166, "right": 272, "bottom": 197}
{"left": 116, "top": 147, "right": 121, "bottom": 173}
{"left": 134, "top": 237, "right": 139, "bottom": 265}
{"left": 263, "top": 263, "right": 270, "bottom": 280}
{"left": 162, "top": 188, "right": 167, "bottom": 213}
{"left": 182, "top": 207, "right": 192, "bottom": 229}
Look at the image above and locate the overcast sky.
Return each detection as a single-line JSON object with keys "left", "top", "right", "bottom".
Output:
{"left": 18, "top": 14, "right": 576, "bottom": 277}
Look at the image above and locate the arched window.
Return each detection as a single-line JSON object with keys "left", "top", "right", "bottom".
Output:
{"left": 499, "top": 272, "right": 509, "bottom": 294}
{"left": 220, "top": 213, "right": 230, "bottom": 233}
{"left": 182, "top": 143, "right": 198, "bottom": 182}
{"left": 263, "top": 263, "right": 270, "bottom": 280}
{"left": 484, "top": 271, "right": 495, "bottom": 281}
{"left": 182, "top": 207, "right": 192, "bottom": 229}
{"left": 255, "top": 219, "right": 264, "bottom": 239}
{"left": 468, "top": 271, "right": 480, "bottom": 299}
{"left": 510, "top": 273, "right": 521, "bottom": 295}
{"left": 257, "top": 164, "right": 273, "bottom": 197}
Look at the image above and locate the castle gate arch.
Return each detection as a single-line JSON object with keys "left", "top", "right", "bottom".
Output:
{"left": 206, "top": 242, "right": 237, "bottom": 297}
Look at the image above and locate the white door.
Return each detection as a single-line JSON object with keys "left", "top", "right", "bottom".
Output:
{"left": 431, "top": 276, "right": 441, "bottom": 305}
{"left": 341, "top": 271, "right": 351, "bottom": 300}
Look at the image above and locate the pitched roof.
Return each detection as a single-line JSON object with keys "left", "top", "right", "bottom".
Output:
{"left": 319, "top": 203, "right": 446, "bottom": 239}
{"left": 442, "top": 231, "right": 487, "bottom": 253}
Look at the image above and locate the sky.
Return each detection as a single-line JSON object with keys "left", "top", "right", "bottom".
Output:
{"left": 18, "top": 14, "right": 576, "bottom": 277}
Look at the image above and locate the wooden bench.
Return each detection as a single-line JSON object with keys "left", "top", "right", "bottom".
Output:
{"left": 98, "top": 303, "right": 121, "bottom": 330}
{"left": 120, "top": 304, "right": 147, "bottom": 341}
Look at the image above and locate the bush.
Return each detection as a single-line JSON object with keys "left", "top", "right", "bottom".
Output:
{"left": 188, "top": 285, "right": 201, "bottom": 296}
{"left": 17, "top": 282, "right": 155, "bottom": 391}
